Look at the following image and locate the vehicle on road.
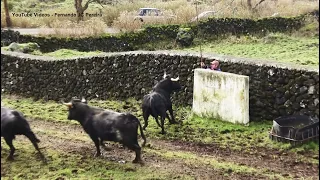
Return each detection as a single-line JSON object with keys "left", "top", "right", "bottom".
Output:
{"left": 134, "top": 8, "right": 176, "bottom": 23}
{"left": 191, "top": 11, "right": 215, "bottom": 22}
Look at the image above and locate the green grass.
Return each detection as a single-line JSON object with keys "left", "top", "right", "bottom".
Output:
{"left": 41, "top": 49, "right": 106, "bottom": 58}
{"left": 1, "top": 140, "right": 191, "bottom": 180}
{"left": 2, "top": 94, "right": 319, "bottom": 156}
{"left": 2, "top": 33, "right": 318, "bottom": 66}
{"left": 1, "top": 47, "right": 106, "bottom": 58}
{"left": 1, "top": 94, "right": 319, "bottom": 179}
{"left": 146, "top": 148, "right": 288, "bottom": 180}
{"left": 182, "top": 33, "right": 319, "bottom": 67}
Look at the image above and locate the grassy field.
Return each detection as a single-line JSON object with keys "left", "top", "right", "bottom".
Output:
{"left": 2, "top": 94, "right": 318, "bottom": 157}
{"left": 1, "top": 94, "right": 319, "bottom": 179}
{"left": 183, "top": 33, "right": 319, "bottom": 67}
{"left": 2, "top": 33, "right": 319, "bottom": 67}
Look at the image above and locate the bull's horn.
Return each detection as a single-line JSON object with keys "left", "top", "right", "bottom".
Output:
{"left": 163, "top": 71, "right": 167, "bottom": 79}
{"left": 63, "top": 102, "right": 73, "bottom": 108}
{"left": 171, "top": 76, "right": 179, "bottom": 81}
{"left": 81, "top": 97, "right": 86, "bottom": 103}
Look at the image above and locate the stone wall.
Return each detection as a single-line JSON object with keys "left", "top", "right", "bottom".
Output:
{"left": 1, "top": 50, "right": 319, "bottom": 121}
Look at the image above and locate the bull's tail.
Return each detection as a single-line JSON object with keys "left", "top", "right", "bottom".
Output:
{"left": 143, "top": 95, "right": 159, "bottom": 118}
{"left": 12, "top": 111, "right": 40, "bottom": 143}
{"left": 25, "top": 130, "right": 46, "bottom": 162}
{"left": 150, "top": 102, "right": 159, "bottom": 118}
{"left": 25, "top": 131, "right": 41, "bottom": 143}
{"left": 133, "top": 116, "right": 146, "bottom": 147}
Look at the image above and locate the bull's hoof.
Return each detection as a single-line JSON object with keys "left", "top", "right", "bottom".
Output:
{"left": 104, "top": 147, "right": 112, "bottom": 151}
{"left": 6, "top": 156, "right": 14, "bottom": 161}
{"left": 142, "top": 142, "right": 146, "bottom": 147}
{"left": 102, "top": 146, "right": 112, "bottom": 151}
{"left": 94, "top": 152, "right": 102, "bottom": 157}
{"left": 169, "top": 121, "right": 178, "bottom": 124}
{"left": 132, "top": 159, "right": 144, "bottom": 165}
{"left": 41, "top": 158, "right": 48, "bottom": 164}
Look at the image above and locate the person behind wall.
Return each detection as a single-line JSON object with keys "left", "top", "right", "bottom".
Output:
{"left": 200, "top": 60, "right": 221, "bottom": 71}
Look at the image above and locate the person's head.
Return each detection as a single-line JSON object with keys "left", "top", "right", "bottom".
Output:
{"left": 210, "top": 60, "right": 220, "bottom": 70}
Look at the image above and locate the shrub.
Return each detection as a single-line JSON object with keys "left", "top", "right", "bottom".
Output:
{"left": 176, "top": 28, "right": 194, "bottom": 47}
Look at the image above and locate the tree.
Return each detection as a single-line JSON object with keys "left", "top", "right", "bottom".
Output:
{"left": 75, "top": 0, "right": 93, "bottom": 22}
{"left": 74, "top": 0, "right": 104, "bottom": 22}
{"left": 247, "top": 0, "right": 266, "bottom": 15}
{"left": 3, "top": 0, "right": 12, "bottom": 27}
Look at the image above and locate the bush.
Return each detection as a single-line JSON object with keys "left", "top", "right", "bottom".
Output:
{"left": 176, "top": 28, "right": 194, "bottom": 47}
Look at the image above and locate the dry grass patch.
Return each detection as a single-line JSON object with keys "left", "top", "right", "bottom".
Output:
{"left": 38, "top": 17, "right": 107, "bottom": 37}
{"left": 112, "top": 11, "right": 144, "bottom": 32}
{"left": 1, "top": 0, "right": 319, "bottom": 31}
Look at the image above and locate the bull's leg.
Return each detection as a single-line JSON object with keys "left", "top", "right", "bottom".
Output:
{"left": 3, "top": 136, "right": 15, "bottom": 160}
{"left": 160, "top": 116, "right": 166, "bottom": 134}
{"left": 168, "top": 107, "right": 178, "bottom": 124}
{"left": 24, "top": 131, "right": 46, "bottom": 161}
{"left": 154, "top": 116, "right": 162, "bottom": 128}
{"left": 142, "top": 110, "right": 150, "bottom": 130}
{"left": 122, "top": 138, "right": 143, "bottom": 164}
{"left": 100, "top": 139, "right": 111, "bottom": 151}
{"left": 89, "top": 135, "right": 101, "bottom": 157}
{"left": 166, "top": 112, "right": 172, "bottom": 122}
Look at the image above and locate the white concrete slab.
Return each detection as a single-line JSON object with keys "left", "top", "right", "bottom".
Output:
{"left": 192, "top": 68, "right": 249, "bottom": 125}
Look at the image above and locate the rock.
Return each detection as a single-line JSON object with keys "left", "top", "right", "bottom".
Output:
{"left": 8, "top": 42, "right": 40, "bottom": 53}
{"left": 276, "top": 97, "right": 286, "bottom": 105}
{"left": 314, "top": 98, "right": 319, "bottom": 106}
{"left": 299, "top": 86, "right": 308, "bottom": 94}
{"left": 8, "top": 42, "right": 20, "bottom": 51}
{"left": 292, "top": 103, "right": 301, "bottom": 110}
{"left": 284, "top": 90, "right": 291, "bottom": 98}
{"left": 308, "top": 86, "right": 315, "bottom": 95}
{"left": 284, "top": 100, "right": 292, "bottom": 107}
{"left": 303, "top": 79, "right": 315, "bottom": 86}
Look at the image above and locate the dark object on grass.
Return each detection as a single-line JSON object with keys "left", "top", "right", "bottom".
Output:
{"left": 63, "top": 98, "right": 146, "bottom": 164}
{"left": 1, "top": 106, "right": 45, "bottom": 161}
{"left": 142, "top": 72, "right": 182, "bottom": 134}
{"left": 269, "top": 115, "right": 319, "bottom": 145}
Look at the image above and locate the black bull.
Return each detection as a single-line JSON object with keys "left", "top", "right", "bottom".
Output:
{"left": 142, "top": 73, "right": 182, "bottom": 134}
{"left": 63, "top": 98, "right": 146, "bottom": 164}
{"left": 1, "top": 106, "right": 45, "bottom": 161}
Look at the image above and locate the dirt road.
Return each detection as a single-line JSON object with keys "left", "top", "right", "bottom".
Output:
{"left": 1, "top": 118, "right": 318, "bottom": 179}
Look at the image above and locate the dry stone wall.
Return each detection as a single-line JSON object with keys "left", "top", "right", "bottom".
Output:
{"left": 1, "top": 50, "right": 319, "bottom": 121}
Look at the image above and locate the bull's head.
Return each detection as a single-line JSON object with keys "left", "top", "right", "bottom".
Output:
{"left": 154, "top": 72, "right": 182, "bottom": 93}
{"left": 63, "top": 97, "right": 88, "bottom": 121}
{"left": 163, "top": 71, "right": 180, "bottom": 82}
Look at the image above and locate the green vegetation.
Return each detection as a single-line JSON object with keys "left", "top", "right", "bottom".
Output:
{"left": 1, "top": 94, "right": 318, "bottom": 179}
{"left": 2, "top": 33, "right": 318, "bottom": 67}
{"left": 1, "top": 141, "right": 191, "bottom": 180}
{"left": 1, "top": 47, "right": 106, "bottom": 58}
{"left": 2, "top": 94, "right": 318, "bottom": 155}
{"left": 146, "top": 149, "right": 287, "bottom": 180}
{"left": 183, "top": 33, "right": 319, "bottom": 67}
{"left": 42, "top": 49, "right": 105, "bottom": 58}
